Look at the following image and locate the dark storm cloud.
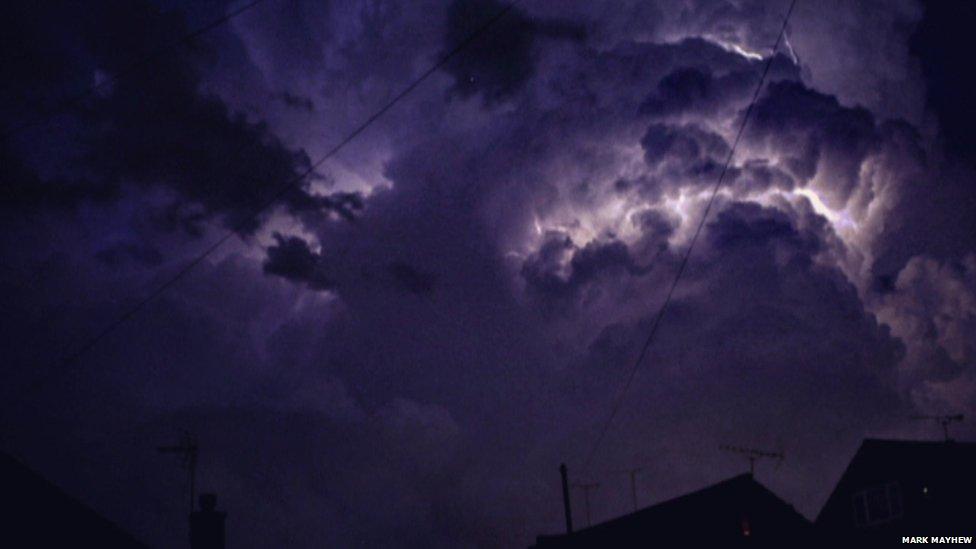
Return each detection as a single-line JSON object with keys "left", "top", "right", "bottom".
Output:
{"left": 83, "top": 91, "right": 319, "bottom": 234}
{"left": 94, "top": 241, "right": 164, "bottom": 267}
{"left": 577, "top": 201, "right": 903, "bottom": 396}
{"left": 442, "top": 0, "right": 585, "bottom": 104}
{"left": 571, "top": 239, "right": 652, "bottom": 281}
{"left": 641, "top": 122, "right": 729, "bottom": 170}
{"left": 699, "top": 201, "right": 902, "bottom": 380}
{"left": 520, "top": 233, "right": 655, "bottom": 310}
{"left": 0, "top": 146, "right": 120, "bottom": 210}
{"left": 263, "top": 235, "right": 437, "bottom": 297}
{"left": 278, "top": 91, "right": 316, "bottom": 112}
{"left": 0, "top": 0, "right": 358, "bottom": 234}
{"left": 640, "top": 65, "right": 758, "bottom": 117}
{"left": 878, "top": 254, "right": 976, "bottom": 409}
{"left": 520, "top": 233, "right": 575, "bottom": 299}
{"left": 263, "top": 233, "right": 334, "bottom": 291}
{"left": 386, "top": 261, "right": 437, "bottom": 296}
{"left": 233, "top": 0, "right": 331, "bottom": 83}
{"left": 844, "top": 119, "right": 976, "bottom": 288}
{"left": 707, "top": 201, "right": 819, "bottom": 256}
{"left": 551, "top": 37, "right": 758, "bottom": 118}
{"left": 634, "top": 207, "right": 677, "bottom": 234}
{"left": 729, "top": 159, "right": 795, "bottom": 195}
{"left": 745, "top": 80, "right": 879, "bottom": 206}
{"left": 519, "top": 227, "right": 673, "bottom": 316}
{"left": 524, "top": 36, "right": 804, "bottom": 212}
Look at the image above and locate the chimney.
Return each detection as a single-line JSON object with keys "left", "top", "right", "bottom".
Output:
{"left": 190, "top": 493, "right": 226, "bottom": 549}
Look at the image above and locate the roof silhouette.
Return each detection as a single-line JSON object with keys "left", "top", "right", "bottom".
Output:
{"left": 0, "top": 452, "right": 146, "bottom": 547}
{"left": 532, "top": 473, "right": 812, "bottom": 548}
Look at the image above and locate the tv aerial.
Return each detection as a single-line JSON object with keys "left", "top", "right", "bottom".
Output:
{"left": 158, "top": 431, "right": 199, "bottom": 513}
{"left": 911, "top": 414, "right": 964, "bottom": 442}
{"left": 720, "top": 445, "right": 784, "bottom": 476}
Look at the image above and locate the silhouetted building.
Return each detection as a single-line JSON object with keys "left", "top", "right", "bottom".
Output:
{"left": 531, "top": 473, "right": 813, "bottom": 548}
{"left": 190, "top": 493, "right": 226, "bottom": 549}
{"left": 0, "top": 451, "right": 145, "bottom": 547}
{"left": 816, "top": 439, "right": 976, "bottom": 543}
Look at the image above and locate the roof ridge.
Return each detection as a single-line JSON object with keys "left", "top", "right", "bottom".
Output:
{"left": 568, "top": 472, "right": 771, "bottom": 534}
{"left": 862, "top": 437, "right": 976, "bottom": 445}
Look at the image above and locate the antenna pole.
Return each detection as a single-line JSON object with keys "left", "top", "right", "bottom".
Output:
{"left": 609, "top": 465, "right": 646, "bottom": 511}
{"left": 623, "top": 467, "right": 644, "bottom": 511}
{"left": 629, "top": 470, "right": 638, "bottom": 511}
{"left": 560, "top": 463, "right": 573, "bottom": 534}
{"left": 189, "top": 445, "right": 198, "bottom": 512}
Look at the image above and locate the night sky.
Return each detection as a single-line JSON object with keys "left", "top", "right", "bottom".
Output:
{"left": 2, "top": 0, "right": 975, "bottom": 547}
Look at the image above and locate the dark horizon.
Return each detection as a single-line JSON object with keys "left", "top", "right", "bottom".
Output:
{"left": 2, "top": 0, "right": 975, "bottom": 546}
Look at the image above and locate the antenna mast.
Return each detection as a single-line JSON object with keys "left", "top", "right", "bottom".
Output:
{"left": 611, "top": 466, "right": 645, "bottom": 512}
{"left": 158, "top": 431, "right": 199, "bottom": 513}
{"left": 720, "top": 445, "right": 783, "bottom": 476}
{"left": 911, "top": 414, "right": 964, "bottom": 441}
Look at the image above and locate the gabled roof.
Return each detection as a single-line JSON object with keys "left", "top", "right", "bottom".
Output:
{"left": 532, "top": 473, "right": 811, "bottom": 548}
{"left": 0, "top": 452, "right": 146, "bottom": 548}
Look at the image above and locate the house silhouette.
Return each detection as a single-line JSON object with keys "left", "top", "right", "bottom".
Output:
{"left": 533, "top": 438, "right": 976, "bottom": 547}
{"left": 816, "top": 438, "right": 976, "bottom": 543}
{"left": 0, "top": 451, "right": 145, "bottom": 547}
{"left": 530, "top": 473, "right": 813, "bottom": 548}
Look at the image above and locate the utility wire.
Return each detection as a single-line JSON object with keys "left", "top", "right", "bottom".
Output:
{"left": 0, "top": 0, "right": 273, "bottom": 142}
{"left": 15, "top": 1, "right": 520, "bottom": 402}
{"left": 580, "top": 0, "right": 799, "bottom": 475}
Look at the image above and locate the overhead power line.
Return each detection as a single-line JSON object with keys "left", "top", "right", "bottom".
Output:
{"left": 579, "top": 0, "right": 799, "bottom": 475}
{"left": 15, "top": 1, "right": 520, "bottom": 402}
{"left": 0, "top": 0, "right": 273, "bottom": 142}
